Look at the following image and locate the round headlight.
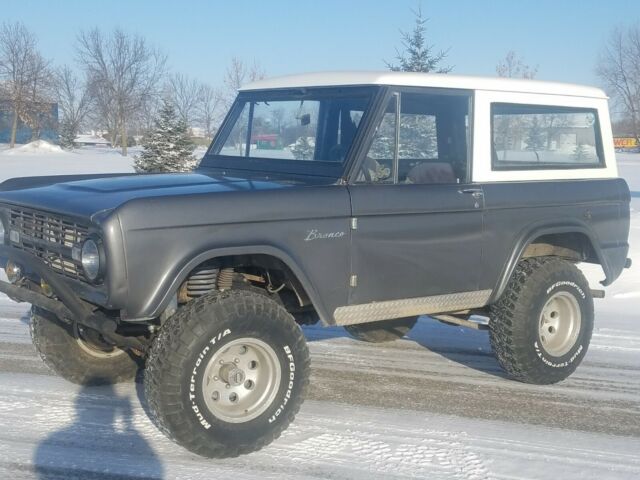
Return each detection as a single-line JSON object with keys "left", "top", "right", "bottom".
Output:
{"left": 81, "top": 238, "right": 102, "bottom": 282}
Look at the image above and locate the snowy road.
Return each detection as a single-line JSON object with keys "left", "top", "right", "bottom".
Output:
{"left": 0, "top": 147, "right": 638, "bottom": 479}
{"left": 1, "top": 307, "right": 639, "bottom": 479}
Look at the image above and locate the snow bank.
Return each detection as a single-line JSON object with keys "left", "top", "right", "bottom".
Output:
{"left": 3, "top": 140, "right": 64, "bottom": 156}
{"left": 0, "top": 144, "right": 135, "bottom": 183}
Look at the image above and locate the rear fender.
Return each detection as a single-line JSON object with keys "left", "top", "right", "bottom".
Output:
{"left": 489, "top": 221, "right": 609, "bottom": 304}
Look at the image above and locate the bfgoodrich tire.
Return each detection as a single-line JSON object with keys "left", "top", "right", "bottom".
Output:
{"left": 30, "top": 307, "right": 141, "bottom": 385}
{"left": 490, "top": 257, "right": 593, "bottom": 384}
{"left": 344, "top": 316, "right": 418, "bottom": 343}
{"left": 144, "top": 290, "right": 310, "bottom": 458}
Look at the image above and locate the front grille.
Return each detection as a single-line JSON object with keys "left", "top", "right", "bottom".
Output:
{"left": 8, "top": 207, "right": 90, "bottom": 282}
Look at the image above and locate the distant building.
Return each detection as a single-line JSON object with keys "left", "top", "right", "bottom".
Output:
{"left": 74, "top": 133, "right": 111, "bottom": 147}
{"left": 0, "top": 99, "right": 58, "bottom": 144}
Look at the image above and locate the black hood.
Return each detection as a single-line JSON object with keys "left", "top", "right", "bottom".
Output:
{"left": 0, "top": 171, "right": 311, "bottom": 220}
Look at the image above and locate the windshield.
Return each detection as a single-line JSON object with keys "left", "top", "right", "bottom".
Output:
{"left": 203, "top": 87, "right": 377, "bottom": 176}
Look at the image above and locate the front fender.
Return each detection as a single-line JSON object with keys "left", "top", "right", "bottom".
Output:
{"left": 140, "top": 244, "right": 331, "bottom": 324}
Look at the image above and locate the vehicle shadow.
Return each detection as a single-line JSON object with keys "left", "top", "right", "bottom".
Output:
{"left": 304, "top": 317, "right": 508, "bottom": 380}
{"left": 33, "top": 377, "right": 164, "bottom": 480}
{"left": 407, "top": 317, "right": 509, "bottom": 379}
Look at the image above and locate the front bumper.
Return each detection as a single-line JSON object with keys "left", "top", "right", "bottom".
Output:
{"left": 0, "top": 245, "right": 142, "bottom": 349}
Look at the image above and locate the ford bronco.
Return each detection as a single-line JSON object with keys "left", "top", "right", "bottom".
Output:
{"left": 0, "top": 72, "right": 631, "bottom": 457}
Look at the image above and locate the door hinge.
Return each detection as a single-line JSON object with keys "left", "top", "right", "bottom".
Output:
{"left": 351, "top": 217, "right": 358, "bottom": 230}
{"left": 349, "top": 274, "right": 358, "bottom": 287}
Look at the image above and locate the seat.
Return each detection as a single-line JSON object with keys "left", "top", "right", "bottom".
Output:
{"left": 406, "top": 162, "right": 456, "bottom": 184}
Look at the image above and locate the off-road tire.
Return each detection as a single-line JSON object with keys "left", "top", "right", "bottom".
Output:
{"left": 144, "top": 289, "right": 310, "bottom": 458}
{"left": 490, "top": 257, "right": 593, "bottom": 384}
{"left": 29, "top": 307, "right": 140, "bottom": 385}
{"left": 344, "top": 316, "right": 418, "bottom": 343}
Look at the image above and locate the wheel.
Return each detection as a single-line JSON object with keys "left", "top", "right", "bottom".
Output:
{"left": 144, "top": 289, "right": 310, "bottom": 458}
{"left": 29, "top": 307, "right": 141, "bottom": 385}
{"left": 344, "top": 316, "right": 418, "bottom": 343}
{"left": 489, "top": 257, "right": 593, "bottom": 384}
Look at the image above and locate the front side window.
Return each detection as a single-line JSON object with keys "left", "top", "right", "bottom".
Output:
{"left": 211, "top": 88, "right": 373, "bottom": 169}
{"left": 492, "top": 103, "right": 604, "bottom": 169}
{"left": 359, "top": 90, "right": 470, "bottom": 184}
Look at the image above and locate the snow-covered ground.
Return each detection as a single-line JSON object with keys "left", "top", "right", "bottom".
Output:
{"left": 0, "top": 142, "right": 135, "bottom": 182}
{"left": 0, "top": 144, "right": 639, "bottom": 479}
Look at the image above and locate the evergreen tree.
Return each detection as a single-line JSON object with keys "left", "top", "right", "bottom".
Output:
{"left": 290, "top": 136, "right": 314, "bottom": 160}
{"left": 58, "top": 118, "right": 77, "bottom": 150}
{"left": 385, "top": 7, "right": 452, "bottom": 73}
{"left": 573, "top": 143, "right": 592, "bottom": 162}
{"left": 398, "top": 115, "right": 437, "bottom": 159}
{"left": 134, "top": 99, "right": 197, "bottom": 173}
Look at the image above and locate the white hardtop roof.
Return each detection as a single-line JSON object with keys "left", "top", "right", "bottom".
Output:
{"left": 241, "top": 71, "right": 607, "bottom": 99}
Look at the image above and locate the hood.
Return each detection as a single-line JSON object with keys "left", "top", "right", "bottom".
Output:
{"left": 0, "top": 171, "right": 306, "bottom": 220}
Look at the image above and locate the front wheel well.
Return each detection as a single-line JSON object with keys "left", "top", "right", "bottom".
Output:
{"left": 175, "top": 254, "right": 317, "bottom": 325}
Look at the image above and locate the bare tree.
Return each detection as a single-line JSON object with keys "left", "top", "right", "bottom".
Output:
{"left": 496, "top": 51, "right": 538, "bottom": 79}
{"left": 54, "top": 65, "right": 92, "bottom": 147}
{"left": 22, "top": 50, "right": 54, "bottom": 141}
{"left": 166, "top": 73, "right": 202, "bottom": 128}
{"left": 0, "top": 22, "right": 52, "bottom": 147}
{"left": 76, "top": 28, "right": 166, "bottom": 155}
{"left": 197, "top": 83, "right": 223, "bottom": 139}
{"left": 597, "top": 24, "right": 640, "bottom": 142}
{"left": 223, "top": 56, "right": 265, "bottom": 106}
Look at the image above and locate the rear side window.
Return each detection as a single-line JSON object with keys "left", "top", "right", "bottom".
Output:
{"left": 491, "top": 103, "right": 604, "bottom": 170}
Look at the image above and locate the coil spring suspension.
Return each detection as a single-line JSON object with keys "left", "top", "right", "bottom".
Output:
{"left": 216, "top": 268, "right": 235, "bottom": 291}
{"left": 184, "top": 268, "right": 219, "bottom": 300}
{"left": 180, "top": 266, "right": 237, "bottom": 303}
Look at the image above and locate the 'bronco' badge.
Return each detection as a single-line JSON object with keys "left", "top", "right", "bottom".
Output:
{"left": 304, "top": 229, "right": 346, "bottom": 241}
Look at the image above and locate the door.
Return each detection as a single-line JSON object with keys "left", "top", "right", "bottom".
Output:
{"left": 347, "top": 89, "right": 484, "bottom": 307}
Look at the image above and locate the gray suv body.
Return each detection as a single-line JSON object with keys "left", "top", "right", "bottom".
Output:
{"left": 0, "top": 72, "right": 631, "bottom": 457}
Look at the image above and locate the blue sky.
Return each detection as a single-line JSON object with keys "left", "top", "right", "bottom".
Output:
{"left": 3, "top": 0, "right": 639, "bottom": 89}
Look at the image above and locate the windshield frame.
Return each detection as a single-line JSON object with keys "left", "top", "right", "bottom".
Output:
{"left": 200, "top": 86, "right": 381, "bottom": 179}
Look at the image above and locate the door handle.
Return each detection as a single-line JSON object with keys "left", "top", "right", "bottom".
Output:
{"left": 458, "top": 188, "right": 484, "bottom": 198}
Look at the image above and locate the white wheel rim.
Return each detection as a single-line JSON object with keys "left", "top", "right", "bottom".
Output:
{"left": 538, "top": 291, "right": 582, "bottom": 357}
{"left": 202, "top": 338, "right": 282, "bottom": 424}
{"left": 74, "top": 324, "right": 126, "bottom": 359}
